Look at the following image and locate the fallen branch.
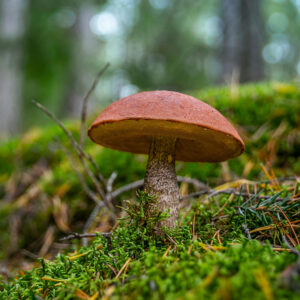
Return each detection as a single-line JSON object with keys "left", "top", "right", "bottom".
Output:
{"left": 59, "top": 232, "right": 111, "bottom": 242}
{"left": 111, "top": 177, "right": 209, "bottom": 200}
{"left": 177, "top": 176, "right": 208, "bottom": 190}
{"left": 111, "top": 180, "right": 144, "bottom": 199}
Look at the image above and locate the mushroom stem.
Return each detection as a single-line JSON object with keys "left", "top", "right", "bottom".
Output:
{"left": 144, "top": 136, "right": 179, "bottom": 230}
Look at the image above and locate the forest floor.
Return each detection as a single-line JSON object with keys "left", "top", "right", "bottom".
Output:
{"left": 0, "top": 82, "right": 299, "bottom": 299}
{"left": 2, "top": 179, "right": 300, "bottom": 299}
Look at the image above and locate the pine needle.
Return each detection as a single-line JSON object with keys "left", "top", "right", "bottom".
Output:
{"left": 116, "top": 258, "right": 132, "bottom": 279}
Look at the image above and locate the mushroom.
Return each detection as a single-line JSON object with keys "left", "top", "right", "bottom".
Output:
{"left": 88, "top": 91, "right": 244, "bottom": 230}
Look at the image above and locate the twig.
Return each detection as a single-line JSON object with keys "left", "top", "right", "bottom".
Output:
{"left": 59, "top": 232, "right": 111, "bottom": 242}
{"left": 32, "top": 100, "right": 116, "bottom": 211}
{"left": 180, "top": 190, "right": 211, "bottom": 201}
{"left": 180, "top": 189, "right": 289, "bottom": 202}
{"left": 177, "top": 176, "right": 208, "bottom": 190}
{"left": 116, "top": 258, "right": 132, "bottom": 279}
{"left": 106, "top": 263, "right": 118, "bottom": 276}
{"left": 111, "top": 177, "right": 209, "bottom": 200}
{"left": 21, "top": 249, "right": 39, "bottom": 260}
{"left": 57, "top": 140, "right": 104, "bottom": 207}
{"left": 166, "top": 233, "right": 178, "bottom": 247}
{"left": 32, "top": 100, "right": 106, "bottom": 186}
{"left": 180, "top": 188, "right": 230, "bottom": 201}
{"left": 277, "top": 206, "right": 300, "bottom": 245}
{"left": 80, "top": 63, "right": 110, "bottom": 147}
{"left": 107, "top": 171, "right": 118, "bottom": 202}
{"left": 262, "top": 177, "right": 298, "bottom": 183}
{"left": 82, "top": 171, "right": 117, "bottom": 246}
{"left": 81, "top": 156, "right": 114, "bottom": 211}
{"left": 282, "top": 235, "right": 300, "bottom": 256}
{"left": 180, "top": 178, "right": 298, "bottom": 202}
{"left": 242, "top": 224, "right": 252, "bottom": 239}
{"left": 82, "top": 205, "right": 102, "bottom": 247}
{"left": 111, "top": 180, "right": 144, "bottom": 199}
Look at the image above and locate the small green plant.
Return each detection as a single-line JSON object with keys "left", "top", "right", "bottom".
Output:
{"left": 119, "top": 190, "right": 170, "bottom": 233}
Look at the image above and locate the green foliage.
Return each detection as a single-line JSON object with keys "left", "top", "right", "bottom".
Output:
{"left": 1, "top": 191, "right": 300, "bottom": 299}
{"left": 120, "top": 191, "right": 169, "bottom": 232}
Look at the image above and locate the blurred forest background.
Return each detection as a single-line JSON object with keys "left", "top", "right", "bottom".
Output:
{"left": 1, "top": 0, "right": 300, "bottom": 138}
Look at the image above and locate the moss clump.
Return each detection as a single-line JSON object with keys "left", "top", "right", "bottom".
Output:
{"left": 2, "top": 187, "right": 300, "bottom": 299}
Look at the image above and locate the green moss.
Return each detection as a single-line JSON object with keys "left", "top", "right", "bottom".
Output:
{"left": 2, "top": 185, "right": 300, "bottom": 299}
{"left": 1, "top": 215, "right": 299, "bottom": 299}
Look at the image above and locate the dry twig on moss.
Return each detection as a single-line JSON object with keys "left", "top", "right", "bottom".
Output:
{"left": 32, "top": 100, "right": 115, "bottom": 211}
{"left": 56, "top": 140, "right": 103, "bottom": 207}
{"left": 111, "top": 177, "right": 209, "bottom": 200}
{"left": 82, "top": 171, "right": 117, "bottom": 246}
{"left": 59, "top": 232, "right": 111, "bottom": 242}
{"left": 32, "top": 100, "right": 106, "bottom": 186}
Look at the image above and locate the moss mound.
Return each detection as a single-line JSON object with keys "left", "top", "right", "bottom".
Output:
{"left": 2, "top": 180, "right": 300, "bottom": 299}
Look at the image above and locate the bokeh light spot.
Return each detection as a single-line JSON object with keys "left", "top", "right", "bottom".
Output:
{"left": 90, "top": 11, "right": 120, "bottom": 36}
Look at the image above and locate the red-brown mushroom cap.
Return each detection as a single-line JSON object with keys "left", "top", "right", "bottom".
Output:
{"left": 88, "top": 90, "right": 244, "bottom": 162}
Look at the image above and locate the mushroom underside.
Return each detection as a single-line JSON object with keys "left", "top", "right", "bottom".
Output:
{"left": 88, "top": 119, "right": 243, "bottom": 162}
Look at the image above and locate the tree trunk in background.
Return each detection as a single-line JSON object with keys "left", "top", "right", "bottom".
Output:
{"left": 63, "top": 5, "right": 95, "bottom": 118}
{"left": 221, "top": 0, "right": 264, "bottom": 83}
{"left": 0, "top": 0, "right": 27, "bottom": 137}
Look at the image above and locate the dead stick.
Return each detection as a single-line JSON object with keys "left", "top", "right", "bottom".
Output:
{"left": 282, "top": 235, "right": 300, "bottom": 256}
{"left": 180, "top": 189, "right": 288, "bottom": 202}
{"left": 59, "top": 232, "right": 111, "bottom": 242}
{"left": 57, "top": 141, "right": 104, "bottom": 207}
{"left": 107, "top": 171, "right": 117, "bottom": 202}
{"left": 32, "top": 99, "right": 106, "bottom": 186}
{"left": 32, "top": 100, "right": 115, "bottom": 211}
{"left": 80, "top": 63, "right": 110, "bottom": 147}
{"left": 177, "top": 176, "right": 208, "bottom": 190}
{"left": 242, "top": 224, "right": 252, "bottom": 239}
{"left": 82, "top": 205, "right": 102, "bottom": 247}
{"left": 111, "top": 177, "right": 209, "bottom": 199}
{"left": 111, "top": 180, "right": 144, "bottom": 199}
{"left": 82, "top": 171, "right": 117, "bottom": 246}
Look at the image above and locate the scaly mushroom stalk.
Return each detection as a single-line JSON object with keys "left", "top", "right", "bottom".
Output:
{"left": 144, "top": 136, "right": 179, "bottom": 228}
